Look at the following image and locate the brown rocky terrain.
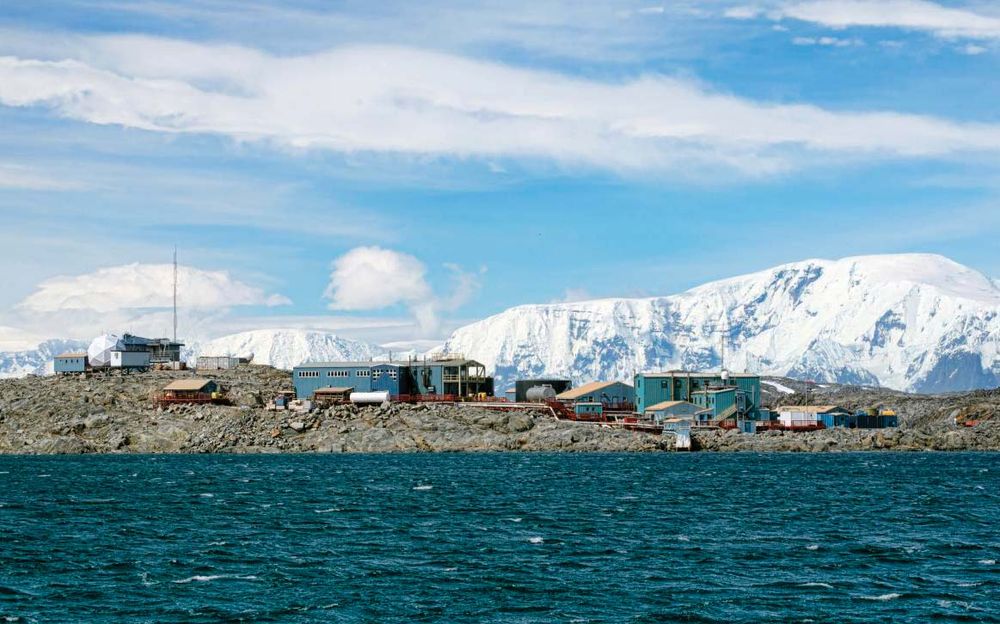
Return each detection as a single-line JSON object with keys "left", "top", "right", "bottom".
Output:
{"left": 0, "top": 366, "right": 669, "bottom": 454}
{"left": 0, "top": 367, "right": 997, "bottom": 454}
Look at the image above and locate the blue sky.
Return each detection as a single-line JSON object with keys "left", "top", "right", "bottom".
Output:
{"left": 0, "top": 0, "right": 998, "bottom": 347}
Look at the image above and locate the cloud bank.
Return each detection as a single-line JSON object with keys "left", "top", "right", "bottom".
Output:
{"left": 731, "top": 1, "right": 1000, "bottom": 40}
{"left": 1, "top": 35, "right": 999, "bottom": 176}
{"left": 18, "top": 263, "right": 290, "bottom": 313}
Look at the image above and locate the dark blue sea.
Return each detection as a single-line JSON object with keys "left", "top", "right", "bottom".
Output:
{"left": 1, "top": 453, "right": 997, "bottom": 623}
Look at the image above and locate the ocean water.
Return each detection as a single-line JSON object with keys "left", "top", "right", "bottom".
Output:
{"left": 0, "top": 453, "right": 997, "bottom": 623}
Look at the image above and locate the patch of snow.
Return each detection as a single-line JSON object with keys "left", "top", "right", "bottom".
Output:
{"left": 763, "top": 380, "right": 796, "bottom": 394}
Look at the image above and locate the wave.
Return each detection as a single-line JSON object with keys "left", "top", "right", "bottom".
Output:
{"left": 860, "top": 593, "right": 901, "bottom": 601}
{"left": 172, "top": 574, "right": 259, "bottom": 584}
{"left": 413, "top": 485, "right": 433, "bottom": 491}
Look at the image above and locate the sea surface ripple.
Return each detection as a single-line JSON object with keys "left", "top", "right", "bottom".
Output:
{"left": 0, "top": 453, "right": 997, "bottom": 623}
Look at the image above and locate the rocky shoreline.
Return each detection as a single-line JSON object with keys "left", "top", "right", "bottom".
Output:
{"left": 0, "top": 367, "right": 997, "bottom": 454}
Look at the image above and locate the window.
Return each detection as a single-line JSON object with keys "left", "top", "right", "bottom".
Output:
{"left": 298, "top": 371, "right": 320, "bottom": 378}
{"left": 388, "top": 370, "right": 398, "bottom": 380}
{"left": 373, "top": 370, "right": 382, "bottom": 379}
{"left": 327, "top": 370, "right": 349, "bottom": 378}
{"left": 356, "top": 369, "right": 371, "bottom": 377}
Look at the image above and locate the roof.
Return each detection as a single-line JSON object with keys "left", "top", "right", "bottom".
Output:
{"left": 297, "top": 361, "right": 385, "bottom": 368}
{"left": 645, "top": 400, "right": 700, "bottom": 412}
{"left": 777, "top": 405, "right": 849, "bottom": 414}
{"left": 56, "top": 352, "right": 87, "bottom": 358}
{"left": 557, "top": 380, "right": 633, "bottom": 401}
{"left": 638, "top": 371, "right": 760, "bottom": 379}
{"left": 162, "top": 378, "right": 215, "bottom": 391}
{"left": 414, "top": 358, "right": 484, "bottom": 368}
{"left": 314, "top": 386, "right": 355, "bottom": 394}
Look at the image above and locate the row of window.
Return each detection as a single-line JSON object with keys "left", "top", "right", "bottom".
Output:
{"left": 298, "top": 369, "right": 399, "bottom": 379}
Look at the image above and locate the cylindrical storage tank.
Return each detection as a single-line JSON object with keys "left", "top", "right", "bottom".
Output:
{"left": 351, "top": 391, "right": 390, "bottom": 405}
{"left": 525, "top": 385, "right": 557, "bottom": 402}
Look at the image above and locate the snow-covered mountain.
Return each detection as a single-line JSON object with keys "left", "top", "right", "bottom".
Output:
{"left": 0, "top": 330, "right": 383, "bottom": 377}
{"left": 0, "top": 338, "right": 89, "bottom": 378}
{"left": 441, "top": 254, "right": 1000, "bottom": 393}
{"left": 187, "top": 329, "right": 385, "bottom": 370}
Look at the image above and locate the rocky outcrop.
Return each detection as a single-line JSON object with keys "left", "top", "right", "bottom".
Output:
{"left": 0, "top": 367, "right": 670, "bottom": 454}
{"left": 0, "top": 366, "right": 997, "bottom": 454}
{"left": 693, "top": 424, "right": 1000, "bottom": 452}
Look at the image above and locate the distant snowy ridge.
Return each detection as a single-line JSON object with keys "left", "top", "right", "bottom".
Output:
{"left": 0, "top": 330, "right": 384, "bottom": 378}
{"left": 187, "top": 329, "right": 385, "bottom": 370}
{"left": 0, "top": 338, "right": 88, "bottom": 378}
{"left": 441, "top": 254, "right": 1000, "bottom": 393}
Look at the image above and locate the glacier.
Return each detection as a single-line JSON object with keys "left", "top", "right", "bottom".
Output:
{"left": 441, "top": 254, "right": 1000, "bottom": 393}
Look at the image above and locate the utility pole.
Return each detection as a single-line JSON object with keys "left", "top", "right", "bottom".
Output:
{"left": 173, "top": 246, "right": 178, "bottom": 343}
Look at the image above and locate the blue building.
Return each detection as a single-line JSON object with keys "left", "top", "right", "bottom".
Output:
{"left": 574, "top": 402, "right": 604, "bottom": 417}
{"left": 293, "top": 362, "right": 409, "bottom": 400}
{"left": 293, "top": 357, "right": 494, "bottom": 401}
{"left": 691, "top": 386, "right": 746, "bottom": 420}
{"left": 556, "top": 381, "right": 634, "bottom": 409}
{"left": 54, "top": 352, "right": 88, "bottom": 374}
{"left": 851, "top": 409, "right": 899, "bottom": 429}
{"left": 634, "top": 371, "right": 762, "bottom": 418}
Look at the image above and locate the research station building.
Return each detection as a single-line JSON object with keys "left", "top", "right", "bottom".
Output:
{"left": 292, "top": 356, "right": 494, "bottom": 401}
{"left": 634, "top": 371, "right": 762, "bottom": 419}
{"left": 54, "top": 352, "right": 88, "bottom": 374}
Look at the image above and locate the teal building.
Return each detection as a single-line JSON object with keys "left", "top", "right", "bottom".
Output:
{"left": 633, "top": 371, "right": 762, "bottom": 418}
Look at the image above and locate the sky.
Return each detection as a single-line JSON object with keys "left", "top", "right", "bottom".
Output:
{"left": 0, "top": 0, "right": 998, "bottom": 349}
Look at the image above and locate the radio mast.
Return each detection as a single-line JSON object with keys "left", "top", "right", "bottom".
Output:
{"left": 173, "top": 246, "right": 178, "bottom": 343}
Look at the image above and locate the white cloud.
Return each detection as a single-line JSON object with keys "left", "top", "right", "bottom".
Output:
{"left": 774, "top": 0, "right": 1000, "bottom": 40}
{"left": 792, "top": 35, "right": 863, "bottom": 46}
{"left": 1, "top": 35, "right": 999, "bottom": 176}
{"left": 725, "top": 6, "right": 766, "bottom": 19}
{"left": 17, "top": 263, "right": 290, "bottom": 313}
{"left": 0, "top": 163, "right": 84, "bottom": 190}
{"left": 323, "top": 246, "right": 482, "bottom": 336}
{"left": 961, "top": 43, "right": 988, "bottom": 55}
{"left": 324, "top": 247, "right": 431, "bottom": 311}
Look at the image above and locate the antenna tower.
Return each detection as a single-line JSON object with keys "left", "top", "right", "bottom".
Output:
{"left": 173, "top": 246, "right": 178, "bottom": 343}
